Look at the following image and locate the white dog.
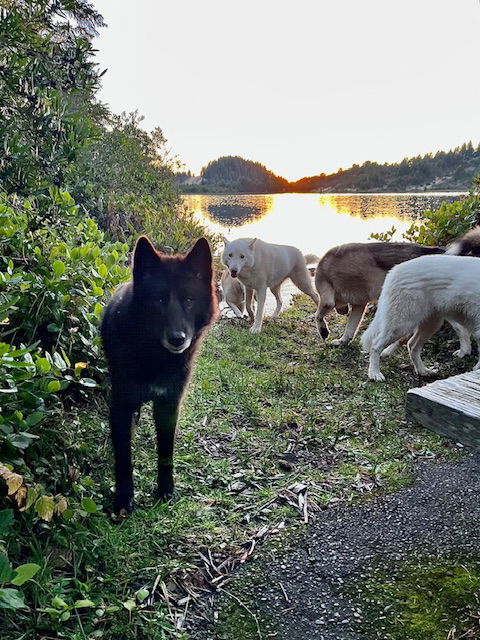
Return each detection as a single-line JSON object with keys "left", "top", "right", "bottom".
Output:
{"left": 361, "top": 254, "right": 480, "bottom": 381}
{"left": 222, "top": 238, "right": 319, "bottom": 333}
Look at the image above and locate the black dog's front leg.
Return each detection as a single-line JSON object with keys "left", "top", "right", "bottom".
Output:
{"left": 110, "top": 394, "right": 137, "bottom": 513}
{"left": 153, "top": 397, "right": 180, "bottom": 501}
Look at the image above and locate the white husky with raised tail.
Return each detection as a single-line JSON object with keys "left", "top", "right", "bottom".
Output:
{"left": 222, "top": 237, "right": 319, "bottom": 333}
{"left": 361, "top": 254, "right": 480, "bottom": 381}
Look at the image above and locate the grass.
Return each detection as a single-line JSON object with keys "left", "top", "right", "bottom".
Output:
{"left": 352, "top": 558, "right": 480, "bottom": 640}
{"left": 4, "top": 296, "right": 474, "bottom": 639}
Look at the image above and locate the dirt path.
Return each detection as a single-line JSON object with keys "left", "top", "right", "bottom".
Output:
{"left": 191, "top": 453, "right": 480, "bottom": 639}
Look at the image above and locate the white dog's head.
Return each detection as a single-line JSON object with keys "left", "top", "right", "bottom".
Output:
{"left": 222, "top": 237, "right": 257, "bottom": 278}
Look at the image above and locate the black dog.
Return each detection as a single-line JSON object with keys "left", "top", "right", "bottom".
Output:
{"left": 101, "top": 236, "right": 217, "bottom": 514}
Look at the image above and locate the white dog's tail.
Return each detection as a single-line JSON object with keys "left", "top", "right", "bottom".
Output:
{"left": 447, "top": 226, "right": 480, "bottom": 256}
{"left": 304, "top": 253, "right": 320, "bottom": 265}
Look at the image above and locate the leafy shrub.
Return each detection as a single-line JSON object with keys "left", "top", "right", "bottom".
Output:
{"left": 1, "top": 187, "right": 130, "bottom": 373}
{"left": 0, "top": 187, "right": 129, "bottom": 519}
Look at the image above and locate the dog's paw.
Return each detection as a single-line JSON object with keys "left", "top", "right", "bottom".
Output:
{"left": 250, "top": 325, "right": 261, "bottom": 334}
{"left": 331, "top": 338, "right": 348, "bottom": 346}
{"left": 113, "top": 496, "right": 134, "bottom": 517}
{"left": 155, "top": 488, "right": 177, "bottom": 504}
{"left": 453, "top": 348, "right": 470, "bottom": 359}
{"left": 417, "top": 366, "right": 437, "bottom": 377}
{"left": 368, "top": 371, "right": 385, "bottom": 382}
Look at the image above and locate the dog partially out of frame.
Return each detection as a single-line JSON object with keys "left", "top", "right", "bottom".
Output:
{"left": 361, "top": 253, "right": 480, "bottom": 381}
{"left": 222, "top": 237, "right": 319, "bottom": 333}
{"left": 220, "top": 267, "right": 247, "bottom": 318}
{"left": 101, "top": 236, "right": 217, "bottom": 514}
{"left": 314, "top": 226, "right": 480, "bottom": 346}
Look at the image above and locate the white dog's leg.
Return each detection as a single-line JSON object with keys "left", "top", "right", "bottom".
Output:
{"left": 449, "top": 320, "right": 472, "bottom": 358}
{"left": 368, "top": 349, "right": 385, "bottom": 382}
{"left": 271, "top": 284, "right": 283, "bottom": 319}
{"left": 250, "top": 286, "right": 266, "bottom": 334}
{"left": 407, "top": 318, "right": 443, "bottom": 376}
{"left": 381, "top": 338, "right": 405, "bottom": 357}
{"left": 331, "top": 304, "right": 366, "bottom": 346}
{"left": 228, "top": 302, "right": 245, "bottom": 319}
{"left": 245, "top": 288, "right": 255, "bottom": 322}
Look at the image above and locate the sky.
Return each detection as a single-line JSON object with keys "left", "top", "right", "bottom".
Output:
{"left": 92, "top": 0, "right": 480, "bottom": 181}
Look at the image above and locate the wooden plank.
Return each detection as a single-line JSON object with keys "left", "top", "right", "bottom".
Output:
{"left": 406, "top": 371, "right": 480, "bottom": 450}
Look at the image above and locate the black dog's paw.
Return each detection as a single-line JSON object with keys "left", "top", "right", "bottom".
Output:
{"left": 155, "top": 486, "right": 176, "bottom": 504}
{"left": 113, "top": 494, "right": 134, "bottom": 518}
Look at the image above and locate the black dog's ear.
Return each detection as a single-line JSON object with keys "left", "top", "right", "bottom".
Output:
{"left": 133, "top": 236, "right": 160, "bottom": 280}
{"left": 184, "top": 237, "right": 212, "bottom": 279}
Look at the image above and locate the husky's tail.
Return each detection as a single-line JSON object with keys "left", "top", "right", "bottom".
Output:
{"left": 446, "top": 226, "right": 480, "bottom": 256}
{"left": 304, "top": 253, "right": 320, "bottom": 265}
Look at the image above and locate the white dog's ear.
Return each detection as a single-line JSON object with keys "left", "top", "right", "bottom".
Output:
{"left": 222, "top": 235, "right": 229, "bottom": 246}
{"left": 249, "top": 238, "right": 257, "bottom": 249}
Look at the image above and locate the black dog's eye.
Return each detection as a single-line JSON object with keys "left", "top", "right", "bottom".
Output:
{"left": 228, "top": 253, "right": 233, "bottom": 258}
{"left": 185, "top": 297, "right": 194, "bottom": 306}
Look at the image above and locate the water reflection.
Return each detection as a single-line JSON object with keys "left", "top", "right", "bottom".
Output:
{"left": 183, "top": 192, "right": 463, "bottom": 258}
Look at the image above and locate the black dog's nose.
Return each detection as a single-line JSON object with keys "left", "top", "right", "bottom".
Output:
{"left": 168, "top": 331, "right": 187, "bottom": 348}
{"left": 230, "top": 270, "right": 238, "bottom": 278}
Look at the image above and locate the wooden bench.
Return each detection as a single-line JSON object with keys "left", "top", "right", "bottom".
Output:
{"left": 406, "top": 371, "right": 480, "bottom": 449}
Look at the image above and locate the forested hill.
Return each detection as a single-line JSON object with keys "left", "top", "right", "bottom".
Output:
{"left": 177, "top": 156, "right": 289, "bottom": 194}
{"left": 178, "top": 143, "right": 480, "bottom": 193}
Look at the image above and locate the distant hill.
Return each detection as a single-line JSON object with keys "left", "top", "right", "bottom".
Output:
{"left": 178, "top": 156, "right": 289, "bottom": 194}
{"left": 290, "top": 143, "right": 480, "bottom": 193}
{"left": 178, "top": 143, "right": 480, "bottom": 194}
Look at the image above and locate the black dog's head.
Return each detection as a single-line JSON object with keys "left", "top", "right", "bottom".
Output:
{"left": 132, "top": 236, "right": 217, "bottom": 354}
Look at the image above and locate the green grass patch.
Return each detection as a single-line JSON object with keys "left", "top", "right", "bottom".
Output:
{"left": 354, "top": 558, "right": 480, "bottom": 640}
{"left": 3, "top": 296, "right": 473, "bottom": 639}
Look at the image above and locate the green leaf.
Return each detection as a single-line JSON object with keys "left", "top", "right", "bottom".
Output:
{"left": 0, "top": 588, "right": 26, "bottom": 610}
{"left": 81, "top": 498, "right": 97, "bottom": 513}
{"left": 135, "top": 588, "right": 149, "bottom": 603}
{"left": 78, "top": 378, "right": 97, "bottom": 388}
{"left": 106, "top": 605, "right": 120, "bottom": 613}
{"left": 92, "top": 285, "right": 103, "bottom": 297}
{"left": 59, "top": 610, "right": 71, "bottom": 621}
{"left": 51, "top": 596, "right": 68, "bottom": 609}
{"left": 98, "top": 264, "right": 108, "bottom": 278}
{"left": 36, "top": 358, "right": 51, "bottom": 374}
{"left": 122, "top": 599, "right": 136, "bottom": 611}
{"left": 0, "top": 553, "right": 13, "bottom": 583}
{"left": 47, "top": 380, "right": 61, "bottom": 392}
{"left": 11, "top": 563, "right": 41, "bottom": 586}
{"left": 26, "top": 411, "right": 45, "bottom": 426}
{"left": 52, "top": 352, "right": 67, "bottom": 371}
{"left": 35, "top": 495, "right": 54, "bottom": 521}
{"left": 0, "top": 510, "right": 14, "bottom": 535}
{"left": 52, "top": 261, "right": 65, "bottom": 276}
{"left": 73, "top": 599, "right": 94, "bottom": 608}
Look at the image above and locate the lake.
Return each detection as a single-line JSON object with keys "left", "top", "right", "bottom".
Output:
{"left": 183, "top": 192, "right": 464, "bottom": 258}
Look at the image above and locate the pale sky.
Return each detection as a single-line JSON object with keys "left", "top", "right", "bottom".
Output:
{"left": 92, "top": 0, "right": 480, "bottom": 181}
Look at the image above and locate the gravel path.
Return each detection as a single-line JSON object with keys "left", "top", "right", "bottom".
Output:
{"left": 191, "top": 454, "right": 480, "bottom": 640}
